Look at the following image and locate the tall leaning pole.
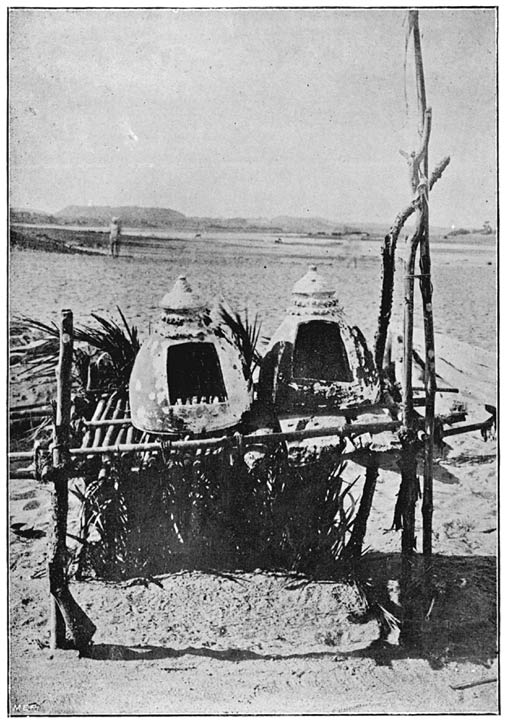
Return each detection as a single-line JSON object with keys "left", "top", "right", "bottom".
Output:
{"left": 401, "top": 9, "right": 436, "bottom": 559}
{"left": 374, "top": 9, "right": 448, "bottom": 565}
{"left": 412, "top": 12, "right": 437, "bottom": 559}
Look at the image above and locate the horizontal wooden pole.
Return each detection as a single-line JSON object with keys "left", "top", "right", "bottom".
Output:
{"left": 8, "top": 419, "right": 401, "bottom": 461}
{"left": 412, "top": 386, "right": 459, "bottom": 394}
{"left": 10, "top": 468, "right": 35, "bottom": 478}
{"left": 8, "top": 414, "right": 493, "bottom": 477}
{"left": 83, "top": 417, "right": 132, "bottom": 427}
{"left": 10, "top": 402, "right": 52, "bottom": 411}
{"left": 8, "top": 409, "right": 474, "bottom": 463}
{"left": 438, "top": 411, "right": 466, "bottom": 425}
{"left": 443, "top": 420, "right": 492, "bottom": 438}
{"left": 10, "top": 409, "right": 52, "bottom": 420}
{"left": 9, "top": 451, "right": 43, "bottom": 461}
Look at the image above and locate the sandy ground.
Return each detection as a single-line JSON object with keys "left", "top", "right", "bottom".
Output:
{"left": 8, "top": 228, "right": 498, "bottom": 714}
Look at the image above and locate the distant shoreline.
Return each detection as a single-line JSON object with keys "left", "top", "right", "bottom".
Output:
{"left": 11, "top": 222, "right": 497, "bottom": 249}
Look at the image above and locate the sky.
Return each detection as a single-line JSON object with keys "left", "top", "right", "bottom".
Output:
{"left": 9, "top": 8, "right": 496, "bottom": 228}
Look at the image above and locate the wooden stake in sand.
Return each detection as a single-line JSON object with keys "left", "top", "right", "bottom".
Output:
{"left": 396, "top": 10, "right": 436, "bottom": 560}
{"left": 48, "top": 309, "right": 96, "bottom": 651}
{"left": 412, "top": 16, "right": 437, "bottom": 558}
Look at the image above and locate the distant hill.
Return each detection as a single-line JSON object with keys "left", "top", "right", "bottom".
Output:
{"left": 10, "top": 208, "right": 58, "bottom": 225}
{"left": 270, "top": 216, "right": 337, "bottom": 233}
{"left": 9, "top": 204, "right": 452, "bottom": 236}
{"left": 55, "top": 205, "right": 186, "bottom": 227}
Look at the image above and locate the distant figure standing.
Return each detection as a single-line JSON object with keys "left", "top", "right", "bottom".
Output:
{"left": 109, "top": 216, "right": 122, "bottom": 258}
{"left": 344, "top": 235, "right": 358, "bottom": 269}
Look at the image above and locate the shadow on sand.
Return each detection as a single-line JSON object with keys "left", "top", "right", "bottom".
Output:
{"left": 351, "top": 552, "right": 497, "bottom": 670}
{"left": 349, "top": 448, "right": 460, "bottom": 485}
{"left": 81, "top": 553, "right": 496, "bottom": 672}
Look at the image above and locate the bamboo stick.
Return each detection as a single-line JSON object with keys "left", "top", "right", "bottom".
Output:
{"left": 84, "top": 417, "right": 132, "bottom": 427}
{"left": 116, "top": 398, "right": 133, "bottom": 445}
{"left": 10, "top": 408, "right": 52, "bottom": 420}
{"left": 125, "top": 423, "right": 135, "bottom": 445}
{"left": 115, "top": 421, "right": 128, "bottom": 447}
{"left": 102, "top": 396, "right": 124, "bottom": 447}
{"left": 91, "top": 392, "right": 116, "bottom": 448}
{"left": 9, "top": 407, "right": 474, "bottom": 464}
{"left": 53, "top": 420, "right": 405, "bottom": 455}
{"left": 81, "top": 395, "right": 108, "bottom": 448}
{"left": 7, "top": 410, "right": 486, "bottom": 481}
{"left": 10, "top": 401, "right": 52, "bottom": 411}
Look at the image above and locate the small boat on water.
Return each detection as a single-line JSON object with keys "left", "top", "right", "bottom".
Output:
{"left": 129, "top": 275, "right": 252, "bottom": 436}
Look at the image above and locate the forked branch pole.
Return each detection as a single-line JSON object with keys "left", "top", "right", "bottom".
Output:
{"left": 374, "top": 10, "right": 445, "bottom": 566}
{"left": 49, "top": 309, "right": 96, "bottom": 652}
{"left": 374, "top": 155, "right": 449, "bottom": 374}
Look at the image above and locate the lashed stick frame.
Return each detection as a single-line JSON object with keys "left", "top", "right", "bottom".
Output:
{"left": 8, "top": 309, "right": 494, "bottom": 653}
{"left": 8, "top": 11, "right": 492, "bottom": 652}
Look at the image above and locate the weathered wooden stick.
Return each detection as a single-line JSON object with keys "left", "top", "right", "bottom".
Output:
{"left": 341, "top": 460, "right": 379, "bottom": 562}
{"left": 400, "top": 242, "right": 421, "bottom": 558}
{"left": 10, "top": 408, "right": 52, "bottom": 420}
{"left": 450, "top": 677, "right": 497, "bottom": 692}
{"left": 49, "top": 309, "right": 73, "bottom": 650}
{"left": 102, "top": 396, "right": 124, "bottom": 447}
{"left": 398, "top": 9, "right": 435, "bottom": 648}
{"left": 125, "top": 422, "right": 135, "bottom": 445}
{"left": 115, "top": 419, "right": 128, "bottom": 447}
{"left": 84, "top": 417, "right": 132, "bottom": 427}
{"left": 399, "top": 9, "right": 433, "bottom": 565}
{"left": 443, "top": 420, "right": 494, "bottom": 437}
{"left": 49, "top": 309, "right": 96, "bottom": 651}
{"left": 373, "top": 155, "right": 450, "bottom": 374}
{"left": 81, "top": 395, "right": 107, "bottom": 448}
{"left": 92, "top": 392, "right": 116, "bottom": 448}
{"left": 10, "top": 407, "right": 473, "bottom": 465}
{"left": 10, "top": 401, "right": 52, "bottom": 411}
{"left": 115, "top": 399, "right": 130, "bottom": 446}
{"left": 411, "top": 9, "right": 436, "bottom": 559}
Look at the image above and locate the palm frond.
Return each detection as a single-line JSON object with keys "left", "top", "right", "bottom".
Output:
{"left": 11, "top": 309, "right": 140, "bottom": 392}
{"left": 218, "top": 305, "right": 262, "bottom": 381}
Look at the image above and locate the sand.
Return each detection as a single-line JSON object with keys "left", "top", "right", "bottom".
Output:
{"left": 8, "top": 227, "right": 497, "bottom": 714}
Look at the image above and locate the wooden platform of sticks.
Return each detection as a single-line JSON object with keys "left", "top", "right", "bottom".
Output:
{"left": 7, "top": 11, "right": 496, "bottom": 654}
{"left": 8, "top": 312, "right": 494, "bottom": 655}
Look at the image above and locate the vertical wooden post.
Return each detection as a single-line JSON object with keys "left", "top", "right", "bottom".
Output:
{"left": 397, "top": 10, "right": 435, "bottom": 647}
{"left": 399, "top": 10, "right": 434, "bottom": 560}
{"left": 412, "top": 14, "right": 436, "bottom": 558}
{"left": 49, "top": 309, "right": 97, "bottom": 652}
{"left": 49, "top": 309, "right": 73, "bottom": 650}
{"left": 400, "top": 243, "right": 419, "bottom": 559}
